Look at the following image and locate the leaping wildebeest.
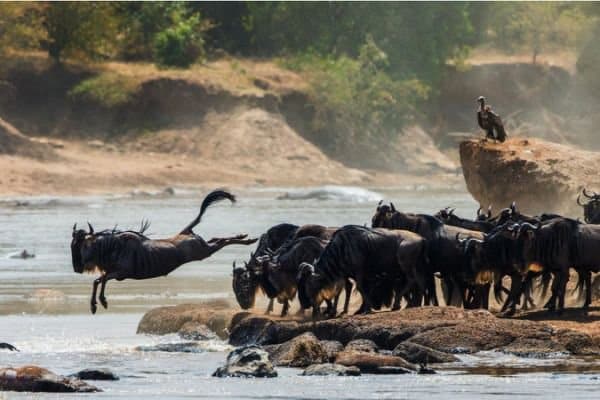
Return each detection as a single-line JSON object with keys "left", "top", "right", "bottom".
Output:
{"left": 71, "top": 189, "right": 258, "bottom": 314}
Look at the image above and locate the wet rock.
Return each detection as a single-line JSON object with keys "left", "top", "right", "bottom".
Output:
{"left": 178, "top": 322, "right": 218, "bottom": 341}
{"left": 344, "top": 339, "right": 378, "bottom": 353}
{"left": 302, "top": 363, "right": 361, "bottom": 376}
{"left": 136, "top": 342, "right": 208, "bottom": 353}
{"left": 70, "top": 368, "right": 119, "bottom": 381}
{"left": 392, "top": 342, "right": 458, "bottom": 364}
{"left": 320, "top": 340, "right": 344, "bottom": 362}
{"left": 213, "top": 345, "right": 277, "bottom": 378}
{"left": 263, "top": 332, "right": 328, "bottom": 367}
{"left": 501, "top": 337, "right": 569, "bottom": 358}
{"left": 0, "top": 342, "right": 18, "bottom": 351}
{"left": 0, "top": 366, "right": 100, "bottom": 393}
{"left": 137, "top": 302, "right": 234, "bottom": 339}
{"left": 335, "top": 351, "right": 417, "bottom": 374}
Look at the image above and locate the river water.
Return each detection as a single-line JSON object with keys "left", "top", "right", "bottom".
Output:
{"left": 0, "top": 186, "right": 598, "bottom": 399}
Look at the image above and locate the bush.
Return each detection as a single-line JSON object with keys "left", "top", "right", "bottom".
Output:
{"left": 68, "top": 73, "right": 140, "bottom": 107}
{"left": 153, "top": 13, "right": 205, "bottom": 68}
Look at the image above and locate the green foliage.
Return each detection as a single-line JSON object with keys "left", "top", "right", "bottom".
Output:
{"left": 68, "top": 73, "right": 139, "bottom": 107}
{"left": 0, "top": 3, "right": 45, "bottom": 59}
{"left": 153, "top": 12, "right": 205, "bottom": 68}
{"left": 281, "top": 38, "right": 429, "bottom": 141}
{"left": 43, "top": 2, "right": 121, "bottom": 63}
{"left": 473, "top": 2, "right": 594, "bottom": 62}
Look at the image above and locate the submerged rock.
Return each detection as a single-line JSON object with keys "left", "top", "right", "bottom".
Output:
{"left": 344, "top": 339, "right": 378, "bottom": 353}
{"left": 178, "top": 322, "right": 218, "bottom": 341}
{"left": 335, "top": 351, "right": 416, "bottom": 374}
{"left": 263, "top": 332, "right": 328, "bottom": 367}
{"left": 0, "top": 342, "right": 18, "bottom": 351}
{"left": 136, "top": 342, "right": 208, "bottom": 353}
{"left": 0, "top": 366, "right": 100, "bottom": 393}
{"left": 393, "top": 342, "right": 458, "bottom": 364}
{"left": 320, "top": 340, "right": 344, "bottom": 362}
{"left": 302, "top": 363, "right": 361, "bottom": 376}
{"left": 70, "top": 368, "right": 119, "bottom": 381}
{"left": 213, "top": 346, "right": 277, "bottom": 378}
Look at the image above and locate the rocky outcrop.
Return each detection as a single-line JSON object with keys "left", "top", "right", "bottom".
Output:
{"left": 212, "top": 346, "right": 277, "bottom": 378}
{"left": 460, "top": 138, "right": 600, "bottom": 215}
{"left": 137, "top": 302, "right": 234, "bottom": 339}
{"left": 0, "top": 366, "right": 100, "bottom": 393}
{"left": 229, "top": 307, "right": 599, "bottom": 357}
{"left": 0, "top": 117, "right": 53, "bottom": 159}
{"left": 263, "top": 332, "right": 329, "bottom": 367}
{"left": 301, "top": 363, "right": 361, "bottom": 376}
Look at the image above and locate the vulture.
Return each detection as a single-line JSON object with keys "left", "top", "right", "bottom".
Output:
{"left": 477, "top": 96, "right": 507, "bottom": 142}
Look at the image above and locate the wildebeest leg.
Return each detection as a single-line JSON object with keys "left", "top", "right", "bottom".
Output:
{"left": 583, "top": 270, "right": 592, "bottom": 310}
{"left": 556, "top": 269, "right": 570, "bottom": 314}
{"left": 544, "top": 272, "right": 559, "bottom": 311}
{"left": 280, "top": 300, "right": 289, "bottom": 317}
{"left": 90, "top": 277, "right": 102, "bottom": 314}
{"left": 98, "top": 272, "right": 121, "bottom": 310}
{"left": 341, "top": 279, "right": 352, "bottom": 315}
{"left": 426, "top": 275, "right": 438, "bottom": 306}
{"left": 265, "top": 298, "right": 274, "bottom": 315}
{"left": 208, "top": 235, "right": 258, "bottom": 255}
{"left": 442, "top": 277, "right": 454, "bottom": 306}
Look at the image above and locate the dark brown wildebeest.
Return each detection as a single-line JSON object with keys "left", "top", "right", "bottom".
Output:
{"left": 371, "top": 202, "right": 485, "bottom": 308}
{"left": 297, "top": 225, "right": 428, "bottom": 319}
{"left": 577, "top": 188, "right": 600, "bottom": 224}
{"left": 233, "top": 223, "right": 299, "bottom": 313}
{"left": 435, "top": 207, "right": 495, "bottom": 233}
{"left": 71, "top": 190, "right": 258, "bottom": 314}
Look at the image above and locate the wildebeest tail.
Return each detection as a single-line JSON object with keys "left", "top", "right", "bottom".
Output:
{"left": 180, "top": 189, "right": 236, "bottom": 234}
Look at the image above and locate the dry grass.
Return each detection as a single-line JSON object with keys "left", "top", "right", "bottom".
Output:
{"left": 466, "top": 47, "right": 578, "bottom": 73}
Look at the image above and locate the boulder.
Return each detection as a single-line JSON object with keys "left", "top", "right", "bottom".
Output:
{"left": 335, "top": 351, "right": 416, "bottom": 374}
{"left": 263, "top": 332, "right": 328, "bottom": 367}
{"left": 344, "top": 339, "right": 378, "bottom": 353}
{"left": 0, "top": 366, "right": 100, "bottom": 393}
{"left": 212, "top": 346, "right": 277, "bottom": 378}
{"left": 302, "top": 363, "right": 361, "bottom": 377}
{"left": 137, "top": 302, "right": 234, "bottom": 339}
{"left": 392, "top": 342, "right": 458, "bottom": 364}
{"left": 319, "top": 340, "right": 344, "bottom": 362}
{"left": 460, "top": 138, "right": 600, "bottom": 216}
{"left": 178, "top": 322, "right": 218, "bottom": 341}
{"left": 69, "top": 368, "right": 119, "bottom": 381}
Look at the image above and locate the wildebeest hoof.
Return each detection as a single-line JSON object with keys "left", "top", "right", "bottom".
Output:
{"left": 100, "top": 297, "right": 108, "bottom": 309}
{"left": 91, "top": 303, "right": 97, "bottom": 314}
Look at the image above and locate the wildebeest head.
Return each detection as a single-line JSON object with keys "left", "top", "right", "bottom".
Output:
{"left": 71, "top": 223, "right": 97, "bottom": 274}
{"left": 476, "top": 205, "right": 493, "bottom": 222}
{"left": 577, "top": 188, "right": 600, "bottom": 224}
{"left": 232, "top": 261, "right": 261, "bottom": 310}
{"left": 296, "top": 262, "right": 318, "bottom": 309}
{"left": 371, "top": 201, "right": 396, "bottom": 228}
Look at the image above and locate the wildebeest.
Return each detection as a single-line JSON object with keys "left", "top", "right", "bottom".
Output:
{"left": 234, "top": 236, "right": 333, "bottom": 316}
{"left": 577, "top": 188, "right": 600, "bottom": 224}
{"left": 435, "top": 207, "right": 495, "bottom": 233}
{"left": 233, "top": 223, "right": 299, "bottom": 313}
{"left": 71, "top": 189, "right": 258, "bottom": 314}
{"left": 372, "top": 202, "right": 485, "bottom": 308}
{"left": 297, "top": 225, "right": 428, "bottom": 318}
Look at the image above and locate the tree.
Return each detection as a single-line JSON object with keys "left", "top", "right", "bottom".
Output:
{"left": 43, "top": 2, "right": 121, "bottom": 63}
{"left": 0, "top": 2, "right": 44, "bottom": 59}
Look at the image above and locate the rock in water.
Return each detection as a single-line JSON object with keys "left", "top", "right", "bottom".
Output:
{"left": 213, "top": 346, "right": 277, "bottom": 378}
{"left": 335, "top": 351, "right": 417, "bottom": 374}
{"left": 263, "top": 332, "right": 328, "bottom": 367}
{"left": 302, "top": 363, "right": 361, "bottom": 376}
{"left": 0, "top": 366, "right": 100, "bottom": 392}
{"left": 460, "top": 138, "right": 600, "bottom": 215}
{"left": 69, "top": 368, "right": 119, "bottom": 381}
{"left": 178, "top": 322, "right": 218, "bottom": 341}
{"left": 392, "top": 342, "right": 458, "bottom": 364}
{"left": 0, "top": 342, "right": 18, "bottom": 351}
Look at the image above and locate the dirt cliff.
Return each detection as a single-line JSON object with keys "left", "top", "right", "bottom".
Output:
{"left": 459, "top": 137, "right": 600, "bottom": 216}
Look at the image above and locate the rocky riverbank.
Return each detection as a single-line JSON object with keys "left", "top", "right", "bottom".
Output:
{"left": 137, "top": 303, "right": 600, "bottom": 375}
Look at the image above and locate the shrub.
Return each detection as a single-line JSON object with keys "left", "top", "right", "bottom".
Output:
{"left": 153, "top": 13, "right": 205, "bottom": 68}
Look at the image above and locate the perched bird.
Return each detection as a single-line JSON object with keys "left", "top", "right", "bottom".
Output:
{"left": 477, "top": 96, "right": 507, "bottom": 142}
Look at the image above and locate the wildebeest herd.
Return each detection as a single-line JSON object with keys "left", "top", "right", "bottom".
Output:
{"left": 66, "top": 188, "right": 600, "bottom": 322}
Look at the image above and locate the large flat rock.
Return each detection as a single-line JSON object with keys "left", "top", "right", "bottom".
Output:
{"left": 460, "top": 138, "right": 600, "bottom": 215}
{"left": 228, "top": 307, "right": 600, "bottom": 357}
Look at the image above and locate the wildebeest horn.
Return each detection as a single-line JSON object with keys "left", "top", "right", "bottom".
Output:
{"left": 487, "top": 205, "right": 492, "bottom": 218}
{"left": 87, "top": 222, "right": 94, "bottom": 234}
{"left": 577, "top": 194, "right": 586, "bottom": 206}
{"left": 265, "top": 247, "right": 275, "bottom": 255}
{"left": 377, "top": 200, "right": 383, "bottom": 209}
{"left": 449, "top": 208, "right": 456, "bottom": 215}
{"left": 232, "top": 261, "right": 236, "bottom": 271}
{"left": 477, "top": 207, "right": 482, "bottom": 217}
{"left": 73, "top": 223, "right": 77, "bottom": 232}
{"left": 510, "top": 201, "right": 516, "bottom": 213}
{"left": 390, "top": 202, "right": 396, "bottom": 212}
{"left": 243, "top": 261, "right": 248, "bottom": 268}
